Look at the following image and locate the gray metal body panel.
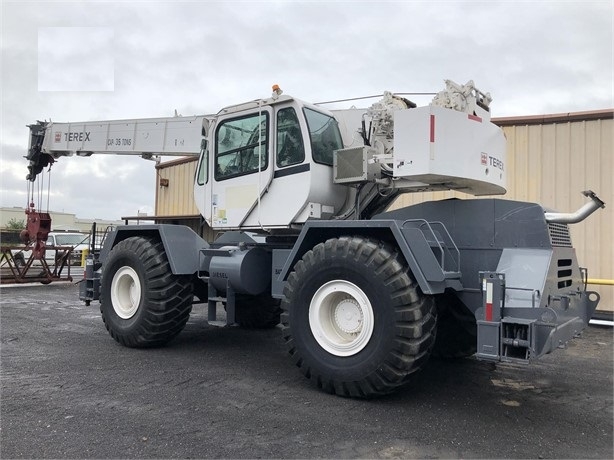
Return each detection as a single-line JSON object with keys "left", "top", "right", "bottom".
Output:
{"left": 475, "top": 279, "right": 599, "bottom": 362}
{"left": 208, "top": 246, "right": 271, "bottom": 295}
{"left": 100, "top": 224, "right": 209, "bottom": 275}
{"left": 376, "top": 198, "right": 553, "bottom": 310}
{"left": 199, "top": 231, "right": 264, "bottom": 274}
{"left": 277, "top": 219, "right": 463, "bottom": 296}
{"left": 272, "top": 249, "right": 292, "bottom": 299}
{"left": 278, "top": 198, "right": 554, "bottom": 300}
{"left": 372, "top": 198, "right": 601, "bottom": 362}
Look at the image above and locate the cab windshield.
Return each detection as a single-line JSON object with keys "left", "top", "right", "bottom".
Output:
{"left": 303, "top": 108, "right": 343, "bottom": 165}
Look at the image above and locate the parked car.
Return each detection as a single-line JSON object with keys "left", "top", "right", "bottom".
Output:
{"left": 46, "top": 232, "right": 90, "bottom": 266}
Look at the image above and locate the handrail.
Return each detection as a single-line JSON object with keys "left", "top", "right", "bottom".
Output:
{"left": 401, "top": 219, "right": 460, "bottom": 273}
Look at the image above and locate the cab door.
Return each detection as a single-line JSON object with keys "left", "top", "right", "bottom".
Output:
{"left": 207, "top": 108, "right": 273, "bottom": 229}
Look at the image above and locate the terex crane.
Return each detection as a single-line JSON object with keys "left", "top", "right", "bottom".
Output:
{"left": 25, "top": 80, "right": 605, "bottom": 397}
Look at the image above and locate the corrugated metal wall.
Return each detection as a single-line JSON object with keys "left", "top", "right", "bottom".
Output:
{"left": 155, "top": 158, "right": 199, "bottom": 216}
{"left": 391, "top": 113, "right": 613, "bottom": 311}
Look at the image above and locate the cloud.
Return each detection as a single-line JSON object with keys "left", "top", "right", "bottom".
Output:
{"left": 0, "top": 141, "right": 155, "bottom": 220}
{"left": 50, "top": 155, "right": 156, "bottom": 220}
{"left": 38, "top": 27, "right": 115, "bottom": 92}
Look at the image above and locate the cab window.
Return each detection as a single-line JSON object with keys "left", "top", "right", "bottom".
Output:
{"left": 196, "top": 139, "right": 208, "bottom": 185}
{"left": 276, "top": 107, "right": 305, "bottom": 167}
{"left": 303, "top": 108, "right": 343, "bottom": 165}
{"left": 215, "top": 112, "right": 269, "bottom": 180}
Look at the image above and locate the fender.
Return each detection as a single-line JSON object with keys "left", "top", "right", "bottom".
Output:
{"left": 100, "top": 224, "right": 209, "bottom": 275}
{"left": 277, "top": 220, "right": 463, "bottom": 296}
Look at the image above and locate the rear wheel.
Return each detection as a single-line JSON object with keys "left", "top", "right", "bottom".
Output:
{"left": 234, "top": 293, "right": 282, "bottom": 329}
{"left": 281, "top": 236, "right": 437, "bottom": 397}
{"left": 432, "top": 293, "right": 477, "bottom": 359}
{"left": 100, "top": 236, "right": 193, "bottom": 347}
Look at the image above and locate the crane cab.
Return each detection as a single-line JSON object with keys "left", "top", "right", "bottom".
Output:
{"left": 193, "top": 96, "right": 348, "bottom": 231}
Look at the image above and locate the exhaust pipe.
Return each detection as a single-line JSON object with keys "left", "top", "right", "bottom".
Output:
{"left": 544, "top": 190, "right": 605, "bottom": 224}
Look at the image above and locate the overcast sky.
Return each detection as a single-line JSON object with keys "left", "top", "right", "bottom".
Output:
{"left": 1, "top": 0, "right": 612, "bottom": 222}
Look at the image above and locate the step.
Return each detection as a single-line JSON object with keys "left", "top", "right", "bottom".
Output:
{"left": 208, "top": 296, "right": 227, "bottom": 303}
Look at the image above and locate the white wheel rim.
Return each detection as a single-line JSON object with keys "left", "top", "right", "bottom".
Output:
{"left": 309, "top": 280, "right": 374, "bottom": 357}
{"left": 110, "top": 266, "right": 141, "bottom": 319}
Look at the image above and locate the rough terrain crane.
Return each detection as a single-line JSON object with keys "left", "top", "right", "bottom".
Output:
{"left": 24, "top": 80, "right": 605, "bottom": 397}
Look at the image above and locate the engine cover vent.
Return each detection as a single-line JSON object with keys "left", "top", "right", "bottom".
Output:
{"left": 548, "top": 222, "right": 572, "bottom": 247}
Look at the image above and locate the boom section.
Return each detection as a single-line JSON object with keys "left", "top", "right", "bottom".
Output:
{"left": 27, "top": 115, "right": 211, "bottom": 180}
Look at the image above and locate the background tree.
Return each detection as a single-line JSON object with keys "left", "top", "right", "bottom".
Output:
{"left": 5, "top": 218, "right": 25, "bottom": 230}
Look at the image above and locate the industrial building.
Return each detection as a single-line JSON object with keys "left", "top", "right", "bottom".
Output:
{"left": 0, "top": 207, "right": 123, "bottom": 233}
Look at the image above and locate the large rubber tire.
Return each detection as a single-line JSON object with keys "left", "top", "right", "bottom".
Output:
{"left": 281, "top": 236, "right": 437, "bottom": 397}
{"left": 234, "top": 293, "right": 282, "bottom": 329}
{"left": 432, "top": 293, "right": 477, "bottom": 359}
{"left": 100, "top": 236, "right": 194, "bottom": 348}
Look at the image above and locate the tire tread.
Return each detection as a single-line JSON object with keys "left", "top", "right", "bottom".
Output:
{"left": 100, "top": 236, "right": 193, "bottom": 348}
{"left": 281, "top": 236, "right": 437, "bottom": 397}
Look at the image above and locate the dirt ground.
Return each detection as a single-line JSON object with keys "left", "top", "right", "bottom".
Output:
{"left": 1, "top": 283, "right": 612, "bottom": 459}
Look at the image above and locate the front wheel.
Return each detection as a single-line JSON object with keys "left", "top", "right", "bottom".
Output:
{"left": 281, "top": 236, "right": 437, "bottom": 397}
{"left": 100, "top": 236, "right": 193, "bottom": 347}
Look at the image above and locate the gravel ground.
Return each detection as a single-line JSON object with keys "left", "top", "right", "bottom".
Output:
{"left": 1, "top": 283, "right": 612, "bottom": 459}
